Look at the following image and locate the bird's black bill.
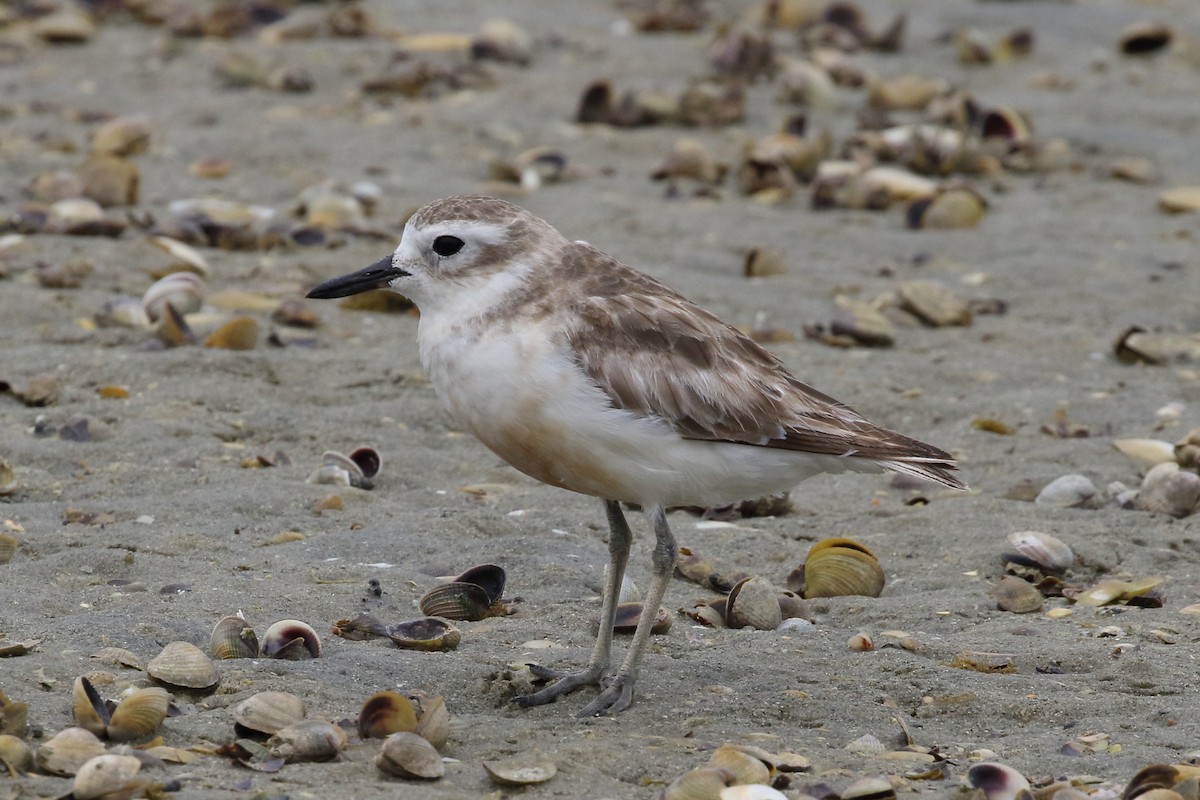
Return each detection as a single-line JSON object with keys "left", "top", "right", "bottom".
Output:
{"left": 305, "top": 256, "right": 408, "bottom": 299}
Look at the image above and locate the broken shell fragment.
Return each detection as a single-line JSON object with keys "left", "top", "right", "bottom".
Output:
{"left": 419, "top": 581, "right": 492, "bottom": 621}
{"left": 146, "top": 641, "right": 219, "bottom": 692}
{"left": 35, "top": 727, "right": 107, "bottom": 777}
{"left": 725, "top": 576, "right": 783, "bottom": 631}
{"left": 210, "top": 613, "right": 259, "bottom": 659}
{"left": 358, "top": 691, "right": 417, "bottom": 739}
{"left": 376, "top": 731, "right": 444, "bottom": 780}
{"left": 260, "top": 620, "right": 322, "bottom": 660}
{"left": 796, "top": 537, "right": 885, "bottom": 599}
{"left": 386, "top": 618, "right": 462, "bottom": 652}
{"left": 483, "top": 753, "right": 558, "bottom": 786}
{"left": 268, "top": 720, "right": 347, "bottom": 763}
{"left": 232, "top": 691, "right": 307, "bottom": 737}
{"left": 994, "top": 576, "right": 1043, "bottom": 614}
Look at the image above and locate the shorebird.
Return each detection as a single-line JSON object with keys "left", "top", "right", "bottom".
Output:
{"left": 307, "top": 195, "right": 964, "bottom": 716}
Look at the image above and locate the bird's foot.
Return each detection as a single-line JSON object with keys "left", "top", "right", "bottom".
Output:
{"left": 514, "top": 662, "right": 612, "bottom": 710}
{"left": 574, "top": 674, "right": 634, "bottom": 717}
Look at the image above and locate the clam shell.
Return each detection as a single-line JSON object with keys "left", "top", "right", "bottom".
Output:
{"left": 895, "top": 279, "right": 972, "bottom": 326}
{"left": 72, "top": 676, "right": 109, "bottom": 737}
{"left": 73, "top": 754, "right": 143, "bottom": 800}
{"left": 612, "top": 602, "right": 673, "bottom": 635}
{"left": 840, "top": 778, "right": 896, "bottom": 800}
{"left": 1034, "top": 474, "right": 1098, "bottom": 508}
{"left": 1114, "top": 438, "right": 1178, "bottom": 468}
{"left": 662, "top": 767, "right": 735, "bottom": 800}
{"left": 386, "top": 618, "right": 461, "bottom": 652}
{"left": 830, "top": 300, "right": 895, "bottom": 347}
{"left": 232, "top": 691, "right": 307, "bottom": 736}
{"left": 204, "top": 317, "right": 259, "bottom": 351}
{"left": 725, "top": 576, "right": 782, "bottom": 631}
{"left": 92, "top": 116, "right": 151, "bottom": 157}
{"left": 35, "top": 727, "right": 107, "bottom": 777}
{"left": 142, "top": 272, "right": 204, "bottom": 322}
{"left": 267, "top": 720, "right": 347, "bottom": 763}
{"left": 720, "top": 786, "right": 790, "bottom": 800}
{"left": 413, "top": 695, "right": 450, "bottom": 750}
{"left": 847, "top": 632, "right": 874, "bottom": 651}
{"left": 776, "top": 590, "right": 813, "bottom": 622}
{"left": 1174, "top": 427, "right": 1200, "bottom": 469}
{"left": 908, "top": 187, "right": 987, "bottom": 230}
{"left": 0, "top": 533, "right": 14, "bottom": 566}
{"left": 799, "top": 537, "right": 885, "bottom": 599}
{"left": 106, "top": 687, "right": 169, "bottom": 742}
{"left": 483, "top": 754, "right": 558, "bottom": 786}
{"left": 310, "top": 450, "right": 374, "bottom": 489}
{"left": 707, "top": 744, "right": 771, "bottom": 786}
{"left": 0, "top": 734, "right": 32, "bottom": 771}
{"left": 419, "top": 581, "right": 492, "bottom": 621}
{"left": 1135, "top": 462, "right": 1200, "bottom": 518}
{"left": 260, "top": 620, "right": 322, "bottom": 660}
{"left": 994, "top": 576, "right": 1043, "bottom": 614}
{"left": 348, "top": 446, "right": 382, "bottom": 481}
{"left": 453, "top": 563, "right": 505, "bottom": 604}
{"left": 967, "top": 761, "right": 1031, "bottom": 800}
{"left": 376, "top": 731, "right": 444, "bottom": 780}
{"left": 1002, "top": 531, "right": 1073, "bottom": 573}
{"left": 147, "top": 641, "right": 219, "bottom": 691}
{"left": 210, "top": 613, "right": 259, "bottom": 659}
{"left": 358, "top": 691, "right": 417, "bottom": 739}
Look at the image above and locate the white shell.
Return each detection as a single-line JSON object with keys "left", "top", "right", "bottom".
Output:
{"left": 720, "top": 786, "right": 789, "bottom": 800}
{"left": 1113, "top": 438, "right": 1177, "bottom": 467}
{"left": 1034, "top": 474, "right": 1098, "bottom": 508}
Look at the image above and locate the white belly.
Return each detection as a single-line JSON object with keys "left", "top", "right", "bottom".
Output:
{"left": 418, "top": 320, "right": 869, "bottom": 507}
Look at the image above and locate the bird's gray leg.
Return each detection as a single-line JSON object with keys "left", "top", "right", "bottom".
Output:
{"left": 515, "top": 499, "right": 631, "bottom": 708}
{"left": 576, "top": 504, "right": 675, "bottom": 717}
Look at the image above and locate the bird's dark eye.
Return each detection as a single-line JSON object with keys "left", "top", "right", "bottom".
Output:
{"left": 432, "top": 235, "right": 464, "bottom": 258}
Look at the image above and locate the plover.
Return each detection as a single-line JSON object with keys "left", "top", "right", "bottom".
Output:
{"left": 307, "top": 195, "right": 965, "bottom": 716}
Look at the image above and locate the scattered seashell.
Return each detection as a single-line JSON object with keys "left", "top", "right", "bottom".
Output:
{"left": 0, "top": 533, "right": 15, "bottom": 564}
{"left": 895, "top": 280, "right": 972, "bottom": 327}
{"left": 1158, "top": 188, "right": 1200, "bottom": 214}
{"left": 1002, "top": 531, "right": 1073, "bottom": 573}
{"left": 307, "top": 448, "right": 380, "bottom": 490}
{"left": 471, "top": 18, "right": 533, "bottom": 65}
{"left": 845, "top": 734, "right": 886, "bottom": 755}
{"left": 26, "top": 170, "right": 83, "bottom": 202}
{"left": 867, "top": 74, "right": 949, "bottom": 111}
{"left": 483, "top": 753, "right": 558, "bottom": 786}
{"left": 949, "top": 651, "right": 1016, "bottom": 673}
{"left": 268, "top": 720, "right": 347, "bottom": 763}
{"left": 994, "top": 576, "right": 1043, "bottom": 614}
{"left": 143, "top": 272, "right": 204, "bottom": 322}
{"left": 76, "top": 156, "right": 139, "bottom": 208}
{"left": 1119, "top": 22, "right": 1174, "bottom": 56}
{"left": 776, "top": 590, "right": 813, "bottom": 622}
{"left": 839, "top": 779, "right": 895, "bottom": 800}
{"left": 376, "top": 731, "right": 444, "bottom": 780}
{"left": 1115, "top": 327, "right": 1200, "bottom": 365}
{"left": 675, "top": 547, "right": 752, "bottom": 593}
{"left": 1136, "top": 462, "right": 1200, "bottom": 518}
{"left": 743, "top": 247, "right": 787, "bottom": 278}
{"left": 419, "top": 581, "right": 493, "bottom": 622}
{"left": 1174, "top": 427, "right": 1200, "bottom": 469}
{"left": 967, "top": 761, "right": 1031, "bottom": 800}
{"left": 204, "top": 317, "right": 259, "bottom": 350}
{"left": 848, "top": 632, "right": 874, "bottom": 651}
{"left": 386, "top": 618, "right": 462, "bottom": 652}
{"left": 413, "top": 695, "right": 451, "bottom": 750}
{"left": 0, "top": 734, "right": 32, "bottom": 771}
{"left": 33, "top": 8, "right": 96, "bottom": 42}
{"left": 612, "top": 602, "right": 673, "bottom": 635}
{"left": 452, "top": 563, "right": 506, "bottom": 605}
{"left": 720, "top": 784, "right": 790, "bottom": 800}
{"left": 272, "top": 297, "right": 319, "bottom": 328}
{"left": 707, "top": 744, "right": 771, "bottom": 786}
{"left": 92, "top": 117, "right": 151, "bottom": 158}
{"left": 147, "top": 641, "right": 219, "bottom": 692}
{"left": 358, "top": 691, "right": 417, "bottom": 739}
{"left": 906, "top": 188, "right": 987, "bottom": 229}
{"left": 725, "top": 576, "right": 783, "bottom": 631}
{"left": 260, "top": 620, "right": 322, "bottom": 660}
{"left": 828, "top": 299, "right": 895, "bottom": 347}
{"left": 35, "top": 727, "right": 107, "bottom": 777}
{"left": 232, "top": 691, "right": 307, "bottom": 737}
{"left": 72, "top": 754, "right": 144, "bottom": 800}
{"left": 795, "top": 537, "right": 885, "bottom": 599}
{"left": 662, "top": 767, "right": 736, "bottom": 800}
{"left": 210, "top": 614, "right": 259, "bottom": 659}
{"left": 1034, "top": 474, "right": 1098, "bottom": 508}
{"left": 1114, "top": 439, "right": 1178, "bottom": 468}
{"left": 652, "top": 139, "right": 728, "bottom": 185}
